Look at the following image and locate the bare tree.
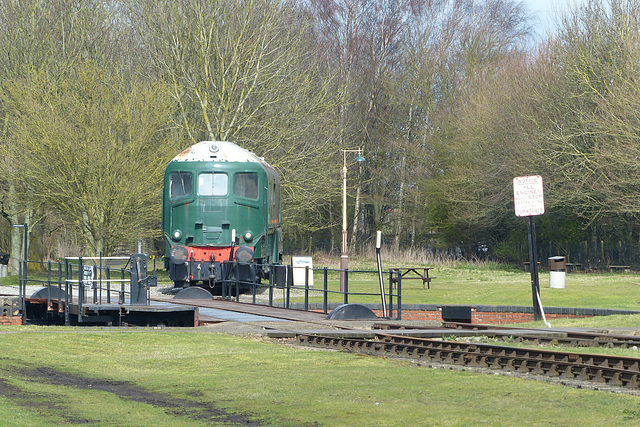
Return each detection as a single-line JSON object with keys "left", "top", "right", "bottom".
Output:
{"left": 0, "top": 0, "right": 123, "bottom": 267}
{"left": 555, "top": 0, "right": 640, "bottom": 219}
{"left": 308, "top": 0, "right": 430, "bottom": 251}
{"left": 130, "top": 0, "right": 343, "bottom": 244}
{"left": 308, "top": 0, "right": 532, "bottom": 252}
{"left": 402, "top": 0, "right": 532, "bottom": 252}
{"left": 4, "top": 65, "right": 177, "bottom": 255}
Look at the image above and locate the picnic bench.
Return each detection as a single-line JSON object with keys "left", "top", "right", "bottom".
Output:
{"left": 390, "top": 267, "right": 434, "bottom": 290}
{"left": 565, "top": 262, "right": 582, "bottom": 272}
{"left": 522, "top": 261, "right": 541, "bottom": 272}
{"left": 608, "top": 265, "right": 631, "bottom": 272}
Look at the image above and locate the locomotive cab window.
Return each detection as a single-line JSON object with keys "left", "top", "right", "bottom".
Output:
{"left": 198, "top": 172, "right": 228, "bottom": 196}
{"left": 270, "top": 181, "right": 280, "bottom": 219}
{"left": 169, "top": 172, "right": 193, "bottom": 199}
{"left": 234, "top": 172, "right": 259, "bottom": 200}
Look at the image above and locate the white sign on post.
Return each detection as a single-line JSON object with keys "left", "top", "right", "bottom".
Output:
{"left": 83, "top": 265, "right": 95, "bottom": 289}
{"left": 513, "top": 175, "right": 545, "bottom": 217}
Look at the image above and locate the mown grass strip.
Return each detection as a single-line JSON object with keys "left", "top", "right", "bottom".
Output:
{"left": 1, "top": 329, "right": 640, "bottom": 426}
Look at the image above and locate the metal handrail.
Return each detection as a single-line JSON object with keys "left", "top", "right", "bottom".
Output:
{"left": 227, "top": 264, "right": 403, "bottom": 319}
{"left": 16, "top": 256, "right": 147, "bottom": 325}
{"left": 18, "top": 259, "right": 404, "bottom": 321}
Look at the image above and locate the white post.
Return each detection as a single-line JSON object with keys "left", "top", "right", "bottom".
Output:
{"left": 340, "top": 152, "right": 348, "bottom": 292}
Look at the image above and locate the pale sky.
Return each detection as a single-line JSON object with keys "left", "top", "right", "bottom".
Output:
{"left": 524, "top": 0, "right": 587, "bottom": 36}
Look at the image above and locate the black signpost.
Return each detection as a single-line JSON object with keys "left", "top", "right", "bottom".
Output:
{"left": 513, "top": 176, "right": 545, "bottom": 322}
{"left": 526, "top": 216, "right": 542, "bottom": 321}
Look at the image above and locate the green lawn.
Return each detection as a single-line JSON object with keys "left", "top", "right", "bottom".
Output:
{"left": 1, "top": 329, "right": 640, "bottom": 426}
{"left": 3, "top": 261, "right": 640, "bottom": 425}
{"left": 287, "top": 260, "right": 640, "bottom": 310}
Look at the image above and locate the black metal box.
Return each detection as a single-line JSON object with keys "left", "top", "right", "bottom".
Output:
{"left": 441, "top": 306, "right": 472, "bottom": 323}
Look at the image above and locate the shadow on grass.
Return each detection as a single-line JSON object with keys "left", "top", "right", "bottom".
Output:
{"left": 0, "top": 360, "right": 267, "bottom": 425}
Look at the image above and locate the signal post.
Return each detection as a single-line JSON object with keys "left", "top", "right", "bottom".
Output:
{"left": 513, "top": 175, "right": 545, "bottom": 321}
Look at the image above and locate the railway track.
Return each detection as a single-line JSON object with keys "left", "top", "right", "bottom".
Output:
{"left": 296, "top": 332, "right": 640, "bottom": 390}
{"left": 153, "top": 297, "right": 640, "bottom": 390}
{"left": 374, "top": 322, "right": 640, "bottom": 349}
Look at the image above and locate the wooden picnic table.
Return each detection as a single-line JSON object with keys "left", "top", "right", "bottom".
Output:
{"left": 390, "top": 267, "right": 434, "bottom": 290}
{"left": 565, "top": 262, "right": 582, "bottom": 272}
{"left": 608, "top": 265, "right": 631, "bottom": 272}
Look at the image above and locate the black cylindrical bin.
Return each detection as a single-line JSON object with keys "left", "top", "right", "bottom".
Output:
{"left": 548, "top": 256, "right": 566, "bottom": 288}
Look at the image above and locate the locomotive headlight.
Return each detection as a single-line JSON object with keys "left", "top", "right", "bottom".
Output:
{"left": 243, "top": 231, "right": 253, "bottom": 242}
{"left": 171, "top": 229, "right": 183, "bottom": 241}
{"left": 170, "top": 245, "right": 189, "bottom": 265}
{"left": 234, "top": 246, "right": 254, "bottom": 263}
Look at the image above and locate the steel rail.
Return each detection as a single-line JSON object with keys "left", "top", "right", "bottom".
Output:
{"left": 373, "top": 324, "right": 640, "bottom": 348}
{"left": 296, "top": 333, "right": 640, "bottom": 389}
{"left": 374, "top": 322, "right": 640, "bottom": 349}
{"left": 440, "top": 321, "right": 640, "bottom": 348}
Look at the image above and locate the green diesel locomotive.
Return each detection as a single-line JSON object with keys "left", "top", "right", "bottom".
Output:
{"left": 162, "top": 141, "right": 282, "bottom": 293}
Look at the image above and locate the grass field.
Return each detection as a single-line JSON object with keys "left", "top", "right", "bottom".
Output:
{"left": 280, "top": 258, "right": 640, "bottom": 311}
{"left": 3, "top": 259, "right": 640, "bottom": 425}
{"left": 2, "top": 329, "right": 640, "bottom": 426}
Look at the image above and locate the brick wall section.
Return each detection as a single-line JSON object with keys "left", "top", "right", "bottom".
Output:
{"left": 279, "top": 302, "right": 640, "bottom": 324}
{"left": 1, "top": 296, "right": 22, "bottom": 325}
{"left": 371, "top": 308, "right": 608, "bottom": 324}
{"left": 0, "top": 316, "right": 24, "bottom": 326}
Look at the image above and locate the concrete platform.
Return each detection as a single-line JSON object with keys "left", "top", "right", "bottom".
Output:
{"left": 197, "top": 307, "right": 288, "bottom": 323}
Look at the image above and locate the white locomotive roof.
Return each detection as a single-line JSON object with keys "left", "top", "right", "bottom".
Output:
{"left": 170, "top": 141, "right": 265, "bottom": 163}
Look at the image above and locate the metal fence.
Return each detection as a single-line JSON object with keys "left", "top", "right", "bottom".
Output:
{"left": 219, "top": 264, "right": 404, "bottom": 319}
{"left": 17, "top": 258, "right": 404, "bottom": 321}
{"left": 17, "top": 254, "right": 156, "bottom": 326}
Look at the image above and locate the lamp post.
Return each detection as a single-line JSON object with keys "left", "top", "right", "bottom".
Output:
{"left": 340, "top": 148, "right": 365, "bottom": 292}
{"left": 12, "top": 223, "right": 28, "bottom": 317}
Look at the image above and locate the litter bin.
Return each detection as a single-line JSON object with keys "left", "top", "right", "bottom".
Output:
{"left": 549, "top": 256, "right": 566, "bottom": 289}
